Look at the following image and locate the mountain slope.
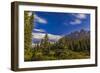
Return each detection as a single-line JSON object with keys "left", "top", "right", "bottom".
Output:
{"left": 64, "top": 29, "right": 90, "bottom": 39}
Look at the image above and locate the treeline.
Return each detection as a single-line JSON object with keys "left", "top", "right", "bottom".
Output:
{"left": 30, "top": 33, "right": 90, "bottom": 61}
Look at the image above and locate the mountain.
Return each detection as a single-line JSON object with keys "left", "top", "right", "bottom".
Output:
{"left": 32, "top": 38, "right": 56, "bottom": 44}
{"left": 32, "top": 29, "right": 90, "bottom": 44}
{"left": 65, "top": 29, "right": 90, "bottom": 39}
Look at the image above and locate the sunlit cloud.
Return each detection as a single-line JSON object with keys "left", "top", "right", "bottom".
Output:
{"left": 69, "top": 13, "right": 87, "bottom": 25}
{"left": 72, "top": 13, "right": 87, "bottom": 19}
{"left": 70, "top": 19, "right": 81, "bottom": 25}
{"left": 34, "top": 14, "right": 47, "bottom": 24}
{"left": 76, "top": 14, "right": 87, "bottom": 19}
{"left": 33, "top": 28, "right": 46, "bottom": 33}
{"left": 32, "top": 32, "right": 62, "bottom": 41}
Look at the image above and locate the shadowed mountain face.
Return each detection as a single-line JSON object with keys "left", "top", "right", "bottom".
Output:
{"left": 65, "top": 29, "right": 90, "bottom": 39}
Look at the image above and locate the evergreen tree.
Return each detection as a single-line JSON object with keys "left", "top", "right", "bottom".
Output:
{"left": 24, "top": 11, "right": 33, "bottom": 61}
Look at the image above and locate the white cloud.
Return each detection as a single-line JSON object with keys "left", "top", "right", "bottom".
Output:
{"left": 48, "top": 34, "right": 62, "bottom": 41}
{"left": 72, "top": 13, "right": 87, "bottom": 19}
{"left": 33, "top": 28, "right": 45, "bottom": 32}
{"left": 32, "top": 32, "right": 62, "bottom": 41}
{"left": 70, "top": 19, "right": 81, "bottom": 25}
{"left": 76, "top": 14, "right": 86, "bottom": 19}
{"left": 69, "top": 13, "right": 86, "bottom": 25}
{"left": 32, "top": 32, "right": 45, "bottom": 40}
{"left": 34, "top": 14, "right": 47, "bottom": 24}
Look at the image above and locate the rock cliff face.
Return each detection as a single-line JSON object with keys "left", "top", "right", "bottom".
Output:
{"left": 64, "top": 29, "right": 90, "bottom": 39}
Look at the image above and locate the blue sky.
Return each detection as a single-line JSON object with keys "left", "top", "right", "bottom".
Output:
{"left": 31, "top": 11, "right": 90, "bottom": 43}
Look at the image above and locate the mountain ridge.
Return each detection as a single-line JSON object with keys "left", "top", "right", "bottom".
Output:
{"left": 33, "top": 29, "right": 90, "bottom": 44}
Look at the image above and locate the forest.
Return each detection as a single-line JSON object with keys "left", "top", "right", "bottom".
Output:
{"left": 24, "top": 11, "right": 90, "bottom": 61}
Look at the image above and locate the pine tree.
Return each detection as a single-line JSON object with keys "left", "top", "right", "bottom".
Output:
{"left": 42, "top": 33, "right": 50, "bottom": 55}
{"left": 24, "top": 11, "right": 33, "bottom": 61}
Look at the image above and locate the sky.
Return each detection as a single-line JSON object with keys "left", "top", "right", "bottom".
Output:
{"left": 29, "top": 11, "right": 90, "bottom": 43}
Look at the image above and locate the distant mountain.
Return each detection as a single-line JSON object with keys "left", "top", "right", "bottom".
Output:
{"left": 32, "top": 38, "right": 57, "bottom": 44}
{"left": 32, "top": 29, "right": 90, "bottom": 44}
{"left": 32, "top": 39, "right": 41, "bottom": 44}
{"left": 65, "top": 29, "right": 90, "bottom": 39}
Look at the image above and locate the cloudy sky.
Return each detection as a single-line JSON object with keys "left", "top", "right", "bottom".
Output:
{"left": 31, "top": 11, "right": 90, "bottom": 43}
